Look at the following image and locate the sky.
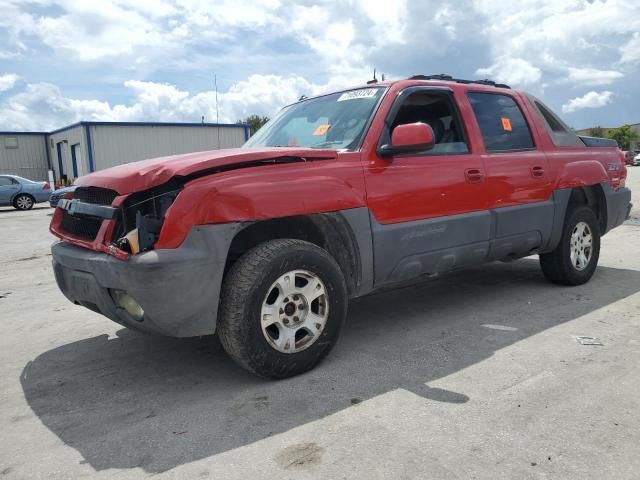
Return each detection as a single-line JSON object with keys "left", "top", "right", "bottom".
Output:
{"left": 0, "top": 0, "right": 638, "bottom": 132}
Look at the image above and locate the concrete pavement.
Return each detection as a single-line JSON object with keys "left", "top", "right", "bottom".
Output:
{"left": 0, "top": 170, "right": 639, "bottom": 479}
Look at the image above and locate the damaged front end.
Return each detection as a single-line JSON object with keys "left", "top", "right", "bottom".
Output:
{"left": 51, "top": 182, "right": 182, "bottom": 259}
{"left": 112, "top": 183, "right": 181, "bottom": 255}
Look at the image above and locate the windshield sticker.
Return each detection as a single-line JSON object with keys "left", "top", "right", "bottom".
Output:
{"left": 313, "top": 124, "right": 331, "bottom": 136}
{"left": 337, "top": 88, "right": 378, "bottom": 102}
{"left": 501, "top": 117, "right": 513, "bottom": 132}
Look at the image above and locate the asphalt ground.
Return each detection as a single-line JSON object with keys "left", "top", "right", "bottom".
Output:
{"left": 0, "top": 168, "right": 638, "bottom": 479}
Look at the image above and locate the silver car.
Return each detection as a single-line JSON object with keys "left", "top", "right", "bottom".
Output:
{"left": 0, "top": 175, "right": 52, "bottom": 210}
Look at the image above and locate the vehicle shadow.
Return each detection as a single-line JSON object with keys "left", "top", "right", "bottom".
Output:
{"left": 20, "top": 259, "right": 640, "bottom": 473}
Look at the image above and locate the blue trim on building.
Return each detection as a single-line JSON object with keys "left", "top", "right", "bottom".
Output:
{"left": 44, "top": 136, "right": 52, "bottom": 170}
{"left": 84, "top": 125, "right": 95, "bottom": 173}
{"left": 0, "top": 131, "right": 49, "bottom": 136}
{"left": 48, "top": 121, "right": 249, "bottom": 136}
{"left": 56, "top": 142, "right": 64, "bottom": 177}
{"left": 70, "top": 144, "right": 79, "bottom": 178}
{"left": 244, "top": 125, "right": 250, "bottom": 141}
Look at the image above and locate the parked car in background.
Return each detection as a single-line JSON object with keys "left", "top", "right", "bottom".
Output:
{"left": 633, "top": 152, "right": 640, "bottom": 166}
{"left": 0, "top": 175, "right": 51, "bottom": 210}
{"left": 623, "top": 151, "right": 634, "bottom": 165}
{"left": 49, "top": 185, "right": 77, "bottom": 208}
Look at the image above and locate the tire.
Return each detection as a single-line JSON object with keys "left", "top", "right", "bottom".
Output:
{"left": 539, "top": 205, "right": 601, "bottom": 285}
{"left": 218, "top": 239, "right": 348, "bottom": 379}
{"left": 13, "top": 194, "right": 34, "bottom": 210}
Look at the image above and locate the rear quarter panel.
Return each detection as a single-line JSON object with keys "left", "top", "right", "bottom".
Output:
{"left": 518, "top": 93, "right": 624, "bottom": 189}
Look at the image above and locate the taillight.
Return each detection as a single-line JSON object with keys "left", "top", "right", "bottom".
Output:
{"left": 43, "top": 182, "right": 50, "bottom": 190}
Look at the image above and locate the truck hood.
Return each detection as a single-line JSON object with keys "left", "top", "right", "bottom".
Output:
{"left": 74, "top": 147, "right": 338, "bottom": 195}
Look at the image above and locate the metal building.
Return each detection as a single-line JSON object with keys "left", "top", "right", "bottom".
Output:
{"left": 0, "top": 132, "right": 50, "bottom": 180}
{"left": 1, "top": 121, "right": 250, "bottom": 183}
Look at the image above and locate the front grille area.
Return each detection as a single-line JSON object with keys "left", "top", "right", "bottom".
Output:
{"left": 59, "top": 187, "right": 118, "bottom": 241}
{"left": 61, "top": 211, "right": 103, "bottom": 240}
{"left": 73, "top": 187, "right": 118, "bottom": 206}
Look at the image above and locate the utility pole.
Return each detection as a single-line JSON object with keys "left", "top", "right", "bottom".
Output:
{"left": 214, "top": 73, "right": 221, "bottom": 148}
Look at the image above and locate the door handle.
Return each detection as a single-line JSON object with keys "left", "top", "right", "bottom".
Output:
{"left": 531, "top": 166, "right": 545, "bottom": 177}
{"left": 465, "top": 168, "right": 484, "bottom": 183}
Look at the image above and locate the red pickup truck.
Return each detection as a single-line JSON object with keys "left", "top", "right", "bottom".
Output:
{"left": 50, "top": 75, "right": 632, "bottom": 378}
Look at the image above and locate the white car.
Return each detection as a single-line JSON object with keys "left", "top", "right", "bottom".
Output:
{"left": 633, "top": 152, "right": 640, "bottom": 166}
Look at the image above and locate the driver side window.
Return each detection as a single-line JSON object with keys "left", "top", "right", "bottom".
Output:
{"left": 390, "top": 92, "right": 469, "bottom": 155}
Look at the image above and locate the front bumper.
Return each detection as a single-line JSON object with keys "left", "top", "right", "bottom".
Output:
{"left": 51, "top": 223, "right": 241, "bottom": 337}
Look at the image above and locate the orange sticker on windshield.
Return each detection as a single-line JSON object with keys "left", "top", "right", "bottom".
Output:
{"left": 501, "top": 117, "right": 512, "bottom": 131}
{"left": 313, "top": 124, "right": 331, "bottom": 136}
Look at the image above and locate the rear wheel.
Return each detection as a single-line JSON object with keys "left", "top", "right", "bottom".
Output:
{"left": 13, "top": 194, "right": 34, "bottom": 210}
{"left": 218, "top": 239, "right": 348, "bottom": 378}
{"left": 539, "top": 205, "right": 600, "bottom": 285}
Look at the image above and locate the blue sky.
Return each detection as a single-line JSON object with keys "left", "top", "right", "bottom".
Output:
{"left": 0, "top": 0, "right": 638, "bottom": 131}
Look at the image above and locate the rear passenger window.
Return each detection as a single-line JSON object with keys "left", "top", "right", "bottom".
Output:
{"left": 535, "top": 101, "right": 566, "bottom": 132}
{"left": 467, "top": 92, "right": 534, "bottom": 152}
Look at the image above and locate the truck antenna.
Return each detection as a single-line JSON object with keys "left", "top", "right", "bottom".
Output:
{"left": 367, "top": 68, "right": 378, "bottom": 85}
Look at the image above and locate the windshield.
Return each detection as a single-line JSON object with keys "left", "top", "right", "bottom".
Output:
{"left": 244, "top": 87, "right": 385, "bottom": 150}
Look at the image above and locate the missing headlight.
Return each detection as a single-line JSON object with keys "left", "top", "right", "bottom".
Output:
{"left": 114, "top": 185, "right": 181, "bottom": 254}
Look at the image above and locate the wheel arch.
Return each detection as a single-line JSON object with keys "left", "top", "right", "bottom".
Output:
{"left": 568, "top": 184, "right": 607, "bottom": 234}
{"left": 226, "top": 209, "right": 373, "bottom": 297}
{"left": 12, "top": 191, "right": 34, "bottom": 205}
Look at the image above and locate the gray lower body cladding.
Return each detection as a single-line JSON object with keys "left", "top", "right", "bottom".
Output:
{"left": 371, "top": 200, "right": 555, "bottom": 285}
{"left": 51, "top": 223, "right": 241, "bottom": 337}
{"left": 370, "top": 185, "right": 631, "bottom": 286}
{"left": 603, "top": 185, "right": 632, "bottom": 232}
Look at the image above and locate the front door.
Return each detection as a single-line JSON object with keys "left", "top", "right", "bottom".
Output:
{"left": 362, "top": 87, "right": 490, "bottom": 285}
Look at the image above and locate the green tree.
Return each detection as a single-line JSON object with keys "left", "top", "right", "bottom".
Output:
{"left": 587, "top": 126, "right": 605, "bottom": 138}
{"left": 241, "top": 115, "right": 270, "bottom": 135}
{"left": 605, "top": 125, "right": 639, "bottom": 150}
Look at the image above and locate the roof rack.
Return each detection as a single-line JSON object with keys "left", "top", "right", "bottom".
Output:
{"left": 408, "top": 74, "right": 511, "bottom": 89}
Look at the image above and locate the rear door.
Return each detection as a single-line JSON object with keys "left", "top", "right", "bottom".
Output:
{"left": 465, "top": 91, "right": 553, "bottom": 259}
{"left": 363, "top": 86, "right": 490, "bottom": 285}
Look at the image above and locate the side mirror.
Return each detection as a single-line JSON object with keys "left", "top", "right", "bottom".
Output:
{"left": 378, "top": 122, "right": 435, "bottom": 157}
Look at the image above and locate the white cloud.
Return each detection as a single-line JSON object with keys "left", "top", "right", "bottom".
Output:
{"left": 0, "top": 0, "right": 639, "bottom": 130}
{"left": 0, "top": 74, "right": 20, "bottom": 92}
{"left": 475, "top": 57, "right": 541, "bottom": 86}
{"left": 0, "top": 75, "right": 341, "bottom": 131}
{"left": 566, "top": 67, "right": 623, "bottom": 86}
{"left": 620, "top": 32, "right": 640, "bottom": 65}
{"left": 562, "top": 91, "right": 613, "bottom": 114}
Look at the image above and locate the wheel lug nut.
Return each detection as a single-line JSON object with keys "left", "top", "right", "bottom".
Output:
{"left": 298, "top": 304, "right": 304, "bottom": 310}
{"left": 293, "top": 295, "right": 298, "bottom": 301}
{"left": 279, "top": 308, "right": 284, "bottom": 314}
{"left": 283, "top": 319, "right": 289, "bottom": 325}
{"left": 283, "top": 297, "right": 289, "bottom": 302}
{"left": 294, "top": 316, "right": 299, "bottom": 322}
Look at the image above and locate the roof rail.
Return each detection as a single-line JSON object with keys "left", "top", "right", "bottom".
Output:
{"left": 408, "top": 74, "right": 511, "bottom": 89}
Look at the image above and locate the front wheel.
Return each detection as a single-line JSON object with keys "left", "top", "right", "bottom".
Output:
{"left": 218, "top": 239, "right": 348, "bottom": 378}
{"left": 539, "top": 205, "right": 601, "bottom": 285}
{"left": 13, "top": 194, "right": 34, "bottom": 210}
